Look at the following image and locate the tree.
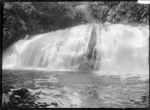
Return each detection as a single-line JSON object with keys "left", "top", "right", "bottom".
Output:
{"left": 3, "top": 2, "right": 149, "bottom": 51}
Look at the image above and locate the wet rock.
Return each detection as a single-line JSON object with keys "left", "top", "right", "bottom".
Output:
{"left": 12, "top": 88, "right": 29, "bottom": 99}
{"left": 10, "top": 95, "right": 19, "bottom": 104}
{"left": 51, "top": 102, "right": 58, "bottom": 107}
{"left": 2, "top": 87, "right": 41, "bottom": 108}
{"left": 38, "top": 102, "right": 49, "bottom": 108}
{"left": 140, "top": 95, "right": 149, "bottom": 107}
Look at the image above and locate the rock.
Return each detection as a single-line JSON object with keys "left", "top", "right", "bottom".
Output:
{"left": 10, "top": 95, "right": 19, "bottom": 104}
{"left": 51, "top": 102, "right": 58, "bottom": 107}
{"left": 38, "top": 102, "right": 49, "bottom": 108}
{"left": 12, "top": 88, "right": 29, "bottom": 99}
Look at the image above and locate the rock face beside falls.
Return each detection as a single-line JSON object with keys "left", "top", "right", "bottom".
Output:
{"left": 2, "top": 23, "right": 149, "bottom": 74}
{"left": 79, "top": 25, "right": 100, "bottom": 70}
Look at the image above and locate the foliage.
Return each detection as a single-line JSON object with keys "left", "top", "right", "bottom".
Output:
{"left": 3, "top": 2, "right": 149, "bottom": 50}
{"left": 89, "top": 2, "right": 149, "bottom": 23}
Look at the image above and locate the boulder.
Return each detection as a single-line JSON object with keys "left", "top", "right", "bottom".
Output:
{"left": 12, "top": 88, "right": 29, "bottom": 99}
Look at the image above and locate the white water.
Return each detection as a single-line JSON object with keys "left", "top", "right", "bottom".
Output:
{"left": 3, "top": 23, "right": 149, "bottom": 78}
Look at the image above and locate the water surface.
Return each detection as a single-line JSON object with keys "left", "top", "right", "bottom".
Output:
{"left": 2, "top": 70, "right": 149, "bottom": 108}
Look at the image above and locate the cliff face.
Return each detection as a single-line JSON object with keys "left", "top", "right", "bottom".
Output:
{"left": 79, "top": 24, "right": 100, "bottom": 70}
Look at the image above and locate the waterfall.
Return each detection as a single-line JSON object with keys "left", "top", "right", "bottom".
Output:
{"left": 3, "top": 23, "right": 149, "bottom": 76}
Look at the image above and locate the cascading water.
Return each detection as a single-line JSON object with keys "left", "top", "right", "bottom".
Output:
{"left": 3, "top": 23, "right": 149, "bottom": 77}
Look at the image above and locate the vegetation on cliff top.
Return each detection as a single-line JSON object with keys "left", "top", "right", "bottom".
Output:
{"left": 3, "top": 2, "right": 149, "bottom": 50}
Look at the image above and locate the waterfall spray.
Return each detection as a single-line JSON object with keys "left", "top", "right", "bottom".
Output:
{"left": 3, "top": 23, "right": 149, "bottom": 77}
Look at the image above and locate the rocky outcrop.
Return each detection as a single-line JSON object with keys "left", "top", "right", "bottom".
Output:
{"left": 79, "top": 24, "right": 100, "bottom": 70}
{"left": 2, "top": 73, "right": 82, "bottom": 108}
{"left": 86, "top": 25, "right": 97, "bottom": 61}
